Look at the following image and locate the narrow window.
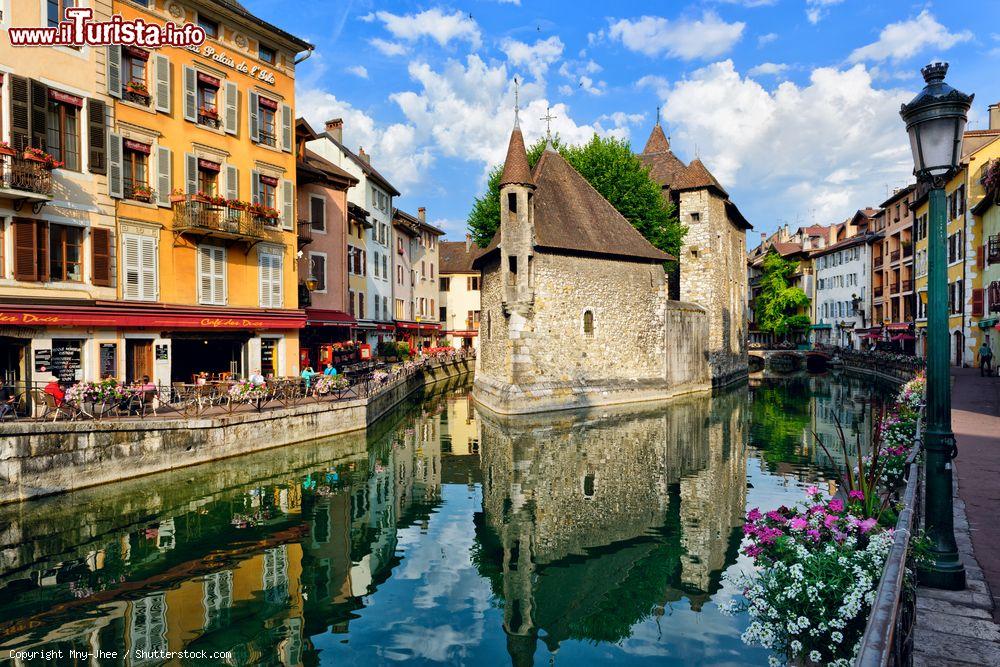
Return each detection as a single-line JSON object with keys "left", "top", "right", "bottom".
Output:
{"left": 508, "top": 256, "right": 517, "bottom": 286}
{"left": 583, "top": 474, "right": 596, "bottom": 498}
{"left": 508, "top": 192, "right": 517, "bottom": 213}
{"left": 583, "top": 310, "right": 594, "bottom": 337}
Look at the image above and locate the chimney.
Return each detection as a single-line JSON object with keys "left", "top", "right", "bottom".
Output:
{"left": 466, "top": 233, "right": 472, "bottom": 252}
{"left": 358, "top": 146, "right": 370, "bottom": 164}
{"left": 760, "top": 232, "right": 766, "bottom": 244}
{"left": 990, "top": 103, "right": 1000, "bottom": 131}
{"left": 418, "top": 207, "right": 426, "bottom": 223}
{"left": 802, "top": 235, "right": 812, "bottom": 251}
{"left": 325, "top": 118, "right": 343, "bottom": 143}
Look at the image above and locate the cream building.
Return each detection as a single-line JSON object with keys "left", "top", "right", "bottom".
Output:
{"left": 439, "top": 237, "right": 483, "bottom": 351}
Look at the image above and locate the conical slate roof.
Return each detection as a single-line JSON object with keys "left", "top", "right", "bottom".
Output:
{"left": 499, "top": 126, "right": 534, "bottom": 188}
{"left": 672, "top": 158, "right": 728, "bottom": 196}
{"left": 643, "top": 123, "right": 671, "bottom": 154}
{"left": 637, "top": 124, "right": 687, "bottom": 188}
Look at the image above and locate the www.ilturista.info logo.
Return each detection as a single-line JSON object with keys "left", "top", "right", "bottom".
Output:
{"left": 7, "top": 8, "right": 206, "bottom": 48}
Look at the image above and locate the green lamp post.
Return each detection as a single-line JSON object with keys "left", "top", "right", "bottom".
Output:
{"left": 900, "top": 62, "right": 973, "bottom": 590}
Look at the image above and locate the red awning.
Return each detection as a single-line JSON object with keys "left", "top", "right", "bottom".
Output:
{"left": 0, "top": 304, "right": 305, "bottom": 330}
{"left": 395, "top": 321, "right": 441, "bottom": 332}
{"left": 885, "top": 322, "right": 912, "bottom": 331}
{"left": 305, "top": 309, "right": 355, "bottom": 327}
{"left": 891, "top": 333, "right": 916, "bottom": 341}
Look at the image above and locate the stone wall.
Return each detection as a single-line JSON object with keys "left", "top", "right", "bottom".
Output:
{"left": 0, "top": 360, "right": 472, "bottom": 505}
{"left": 678, "top": 189, "right": 749, "bottom": 386}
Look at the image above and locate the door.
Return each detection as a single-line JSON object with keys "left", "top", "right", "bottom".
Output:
{"left": 954, "top": 331, "right": 964, "bottom": 367}
{"left": 126, "top": 340, "right": 154, "bottom": 383}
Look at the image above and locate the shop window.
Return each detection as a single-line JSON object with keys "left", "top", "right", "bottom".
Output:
{"left": 49, "top": 224, "right": 83, "bottom": 282}
{"left": 197, "top": 73, "right": 221, "bottom": 128}
{"left": 123, "top": 140, "right": 151, "bottom": 202}
{"left": 46, "top": 90, "right": 82, "bottom": 171}
{"left": 261, "top": 338, "right": 278, "bottom": 377}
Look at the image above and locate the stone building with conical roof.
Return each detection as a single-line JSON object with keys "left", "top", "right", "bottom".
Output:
{"left": 472, "top": 120, "right": 711, "bottom": 414}
{"left": 639, "top": 123, "right": 752, "bottom": 386}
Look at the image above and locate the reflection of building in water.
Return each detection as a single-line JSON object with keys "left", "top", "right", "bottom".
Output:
{"left": 808, "top": 375, "right": 877, "bottom": 469}
{"left": 441, "top": 388, "right": 480, "bottom": 455}
{"left": 476, "top": 392, "right": 747, "bottom": 664}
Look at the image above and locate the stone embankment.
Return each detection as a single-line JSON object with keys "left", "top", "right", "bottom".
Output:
{"left": 0, "top": 358, "right": 472, "bottom": 505}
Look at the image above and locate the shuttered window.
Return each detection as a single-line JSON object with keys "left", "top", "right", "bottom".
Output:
{"left": 197, "top": 245, "right": 226, "bottom": 305}
{"left": 122, "top": 233, "right": 157, "bottom": 301}
{"left": 156, "top": 146, "right": 172, "bottom": 207}
{"left": 91, "top": 227, "right": 112, "bottom": 286}
{"left": 13, "top": 218, "right": 40, "bottom": 282}
{"left": 258, "top": 249, "right": 283, "bottom": 308}
{"left": 224, "top": 81, "right": 238, "bottom": 135}
{"left": 153, "top": 53, "right": 171, "bottom": 113}
{"left": 281, "top": 179, "right": 294, "bottom": 230}
{"left": 87, "top": 99, "right": 107, "bottom": 174}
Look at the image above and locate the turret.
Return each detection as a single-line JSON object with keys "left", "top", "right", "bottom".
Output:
{"left": 498, "top": 119, "right": 536, "bottom": 314}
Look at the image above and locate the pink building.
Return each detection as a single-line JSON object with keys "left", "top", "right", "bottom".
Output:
{"left": 295, "top": 119, "right": 358, "bottom": 369}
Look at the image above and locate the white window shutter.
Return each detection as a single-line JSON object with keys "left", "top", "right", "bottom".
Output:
{"left": 185, "top": 153, "right": 197, "bottom": 195}
{"left": 107, "top": 46, "right": 122, "bottom": 99}
{"left": 280, "top": 104, "right": 292, "bottom": 152}
{"left": 224, "top": 81, "right": 238, "bottom": 135}
{"left": 156, "top": 146, "right": 172, "bottom": 207}
{"left": 183, "top": 66, "right": 197, "bottom": 122}
{"left": 108, "top": 133, "right": 123, "bottom": 198}
{"left": 123, "top": 235, "right": 140, "bottom": 300}
{"left": 213, "top": 247, "right": 227, "bottom": 305}
{"left": 226, "top": 164, "right": 239, "bottom": 200}
{"left": 272, "top": 253, "right": 283, "bottom": 307}
{"left": 140, "top": 236, "right": 158, "bottom": 301}
{"left": 251, "top": 170, "right": 260, "bottom": 204}
{"left": 248, "top": 91, "right": 259, "bottom": 143}
{"left": 198, "top": 246, "right": 226, "bottom": 305}
{"left": 258, "top": 253, "right": 269, "bottom": 307}
{"left": 198, "top": 246, "right": 212, "bottom": 304}
{"left": 281, "top": 179, "right": 294, "bottom": 230}
{"left": 154, "top": 54, "right": 171, "bottom": 113}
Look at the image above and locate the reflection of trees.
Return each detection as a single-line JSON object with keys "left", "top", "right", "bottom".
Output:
{"left": 474, "top": 392, "right": 747, "bottom": 662}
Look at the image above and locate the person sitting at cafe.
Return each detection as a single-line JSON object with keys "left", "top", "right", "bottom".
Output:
{"left": 249, "top": 369, "right": 266, "bottom": 386}
{"left": 0, "top": 378, "right": 16, "bottom": 419}
{"left": 323, "top": 363, "right": 337, "bottom": 377}
{"left": 44, "top": 379, "right": 65, "bottom": 406}
{"left": 300, "top": 366, "right": 316, "bottom": 390}
{"left": 139, "top": 375, "right": 157, "bottom": 393}
{"left": 195, "top": 372, "right": 208, "bottom": 386}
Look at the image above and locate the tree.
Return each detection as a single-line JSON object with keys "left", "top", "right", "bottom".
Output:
{"left": 467, "top": 135, "right": 684, "bottom": 271}
{"left": 755, "top": 249, "right": 811, "bottom": 339}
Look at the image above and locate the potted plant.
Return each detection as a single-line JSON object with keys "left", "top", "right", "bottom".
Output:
{"left": 227, "top": 198, "right": 247, "bottom": 210}
{"left": 191, "top": 190, "right": 211, "bottom": 204}
{"left": 125, "top": 80, "right": 150, "bottom": 97}
{"left": 0, "top": 141, "right": 14, "bottom": 157}
{"left": 22, "top": 146, "right": 49, "bottom": 164}
{"left": 207, "top": 194, "right": 228, "bottom": 207}
{"left": 130, "top": 183, "right": 153, "bottom": 202}
{"left": 199, "top": 106, "right": 219, "bottom": 119}
{"left": 169, "top": 187, "right": 187, "bottom": 204}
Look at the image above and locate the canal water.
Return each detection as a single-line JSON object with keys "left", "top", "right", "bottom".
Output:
{"left": 0, "top": 372, "right": 893, "bottom": 666}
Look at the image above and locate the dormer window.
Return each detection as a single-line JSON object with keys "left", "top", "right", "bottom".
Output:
{"left": 259, "top": 44, "right": 276, "bottom": 65}
{"left": 198, "top": 15, "right": 219, "bottom": 39}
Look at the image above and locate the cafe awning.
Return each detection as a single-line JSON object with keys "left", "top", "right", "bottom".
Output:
{"left": 810, "top": 323, "right": 832, "bottom": 330}
{"left": 0, "top": 303, "right": 305, "bottom": 330}
{"left": 395, "top": 321, "right": 441, "bottom": 332}
{"left": 978, "top": 317, "right": 999, "bottom": 329}
{"left": 305, "top": 309, "right": 355, "bottom": 327}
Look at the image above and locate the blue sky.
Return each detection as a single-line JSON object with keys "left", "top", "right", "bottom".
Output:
{"left": 243, "top": 0, "right": 1000, "bottom": 241}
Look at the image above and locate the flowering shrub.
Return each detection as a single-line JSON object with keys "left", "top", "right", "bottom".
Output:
{"left": 228, "top": 380, "right": 267, "bottom": 402}
{"left": 983, "top": 158, "right": 1000, "bottom": 196}
{"left": 896, "top": 372, "right": 925, "bottom": 414}
{"left": 729, "top": 488, "right": 894, "bottom": 666}
{"left": 314, "top": 374, "right": 349, "bottom": 395}
{"left": 65, "top": 379, "right": 128, "bottom": 404}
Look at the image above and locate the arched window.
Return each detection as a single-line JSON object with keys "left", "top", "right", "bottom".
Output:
{"left": 583, "top": 310, "right": 594, "bottom": 337}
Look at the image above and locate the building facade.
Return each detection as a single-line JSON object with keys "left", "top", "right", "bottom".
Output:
{"left": 391, "top": 207, "right": 443, "bottom": 349}
{"left": 811, "top": 233, "right": 879, "bottom": 349}
{"left": 871, "top": 185, "right": 917, "bottom": 344}
{"left": 974, "top": 168, "right": 1000, "bottom": 351}
{"left": 306, "top": 119, "right": 399, "bottom": 347}
{"left": 439, "top": 238, "right": 483, "bottom": 351}
{"left": 0, "top": 1, "right": 117, "bottom": 387}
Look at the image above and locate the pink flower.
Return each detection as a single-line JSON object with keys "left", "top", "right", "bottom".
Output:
{"left": 832, "top": 529, "right": 848, "bottom": 543}
{"left": 828, "top": 499, "right": 844, "bottom": 513}
{"left": 766, "top": 511, "right": 785, "bottom": 523}
{"left": 806, "top": 529, "right": 821, "bottom": 542}
{"left": 805, "top": 485, "right": 819, "bottom": 496}
{"left": 824, "top": 514, "right": 840, "bottom": 529}
{"left": 848, "top": 490, "right": 865, "bottom": 501}
{"left": 747, "top": 508, "right": 762, "bottom": 522}
{"left": 744, "top": 545, "right": 763, "bottom": 558}
{"left": 789, "top": 517, "right": 809, "bottom": 531}
{"left": 859, "top": 518, "right": 878, "bottom": 534}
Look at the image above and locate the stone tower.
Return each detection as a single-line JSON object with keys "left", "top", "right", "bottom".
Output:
{"left": 639, "top": 122, "right": 752, "bottom": 387}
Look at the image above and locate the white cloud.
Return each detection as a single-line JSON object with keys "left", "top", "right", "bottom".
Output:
{"left": 372, "top": 38, "right": 408, "bottom": 56}
{"left": 655, "top": 60, "right": 913, "bottom": 225}
{"left": 748, "top": 62, "right": 789, "bottom": 77}
{"left": 500, "top": 36, "right": 564, "bottom": 80}
{"left": 346, "top": 65, "right": 369, "bottom": 79}
{"left": 757, "top": 32, "right": 778, "bottom": 47}
{"left": 497, "top": 0, "right": 521, "bottom": 4}
{"left": 607, "top": 12, "right": 745, "bottom": 60}
{"left": 358, "top": 12, "right": 375, "bottom": 23}
{"left": 718, "top": 0, "right": 777, "bottom": 5}
{"left": 848, "top": 10, "right": 973, "bottom": 64}
{"left": 806, "top": 0, "right": 844, "bottom": 25}
{"left": 636, "top": 74, "right": 671, "bottom": 100}
{"left": 558, "top": 59, "right": 606, "bottom": 96}
{"left": 371, "top": 8, "right": 482, "bottom": 49}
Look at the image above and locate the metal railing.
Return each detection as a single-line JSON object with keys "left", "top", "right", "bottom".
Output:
{"left": 173, "top": 197, "right": 281, "bottom": 241}
{"left": 297, "top": 219, "right": 313, "bottom": 246}
{"left": 874, "top": 286, "right": 884, "bottom": 298}
{"left": 124, "top": 178, "right": 155, "bottom": 204}
{"left": 0, "top": 153, "right": 54, "bottom": 197}
{"left": 874, "top": 256, "right": 884, "bottom": 269}
{"left": 891, "top": 250, "right": 901, "bottom": 263}
{"left": 0, "top": 349, "right": 476, "bottom": 424}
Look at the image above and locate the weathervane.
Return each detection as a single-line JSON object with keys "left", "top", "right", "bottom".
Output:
{"left": 541, "top": 106, "right": 557, "bottom": 141}
{"left": 513, "top": 77, "right": 520, "bottom": 126}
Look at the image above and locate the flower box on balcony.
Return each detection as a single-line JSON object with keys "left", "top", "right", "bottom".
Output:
{"left": 131, "top": 191, "right": 152, "bottom": 203}
{"left": 0, "top": 144, "right": 15, "bottom": 157}
{"left": 170, "top": 193, "right": 186, "bottom": 204}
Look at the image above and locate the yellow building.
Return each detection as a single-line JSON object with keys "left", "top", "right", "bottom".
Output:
{"left": 0, "top": 1, "right": 118, "bottom": 388}
{"left": 105, "top": 0, "right": 311, "bottom": 383}
{"left": 913, "top": 123, "right": 1000, "bottom": 365}
{"left": 975, "top": 163, "right": 1000, "bottom": 351}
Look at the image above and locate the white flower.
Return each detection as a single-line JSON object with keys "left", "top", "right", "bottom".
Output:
{"left": 810, "top": 650, "right": 821, "bottom": 662}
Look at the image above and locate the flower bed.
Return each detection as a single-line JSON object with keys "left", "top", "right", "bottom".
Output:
{"left": 729, "top": 373, "right": 925, "bottom": 665}
{"left": 228, "top": 380, "right": 267, "bottom": 403}
{"left": 65, "top": 379, "right": 130, "bottom": 404}
{"left": 314, "top": 374, "right": 349, "bottom": 395}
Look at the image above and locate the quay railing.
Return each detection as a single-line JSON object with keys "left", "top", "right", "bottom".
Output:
{"left": 0, "top": 348, "right": 476, "bottom": 424}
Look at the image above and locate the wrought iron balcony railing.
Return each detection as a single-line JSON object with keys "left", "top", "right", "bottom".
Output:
{"left": 172, "top": 197, "right": 281, "bottom": 243}
{"left": 123, "top": 178, "right": 156, "bottom": 204}
{"left": 297, "top": 219, "right": 313, "bottom": 248}
{"left": 0, "top": 153, "right": 54, "bottom": 199}
{"left": 873, "top": 256, "right": 883, "bottom": 268}
{"left": 890, "top": 250, "right": 901, "bottom": 263}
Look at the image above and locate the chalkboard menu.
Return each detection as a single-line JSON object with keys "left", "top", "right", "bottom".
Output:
{"left": 100, "top": 343, "right": 117, "bottom": 378}
{"left": 50, "top": 340, "right": 83, "bottom": 382}
{"left": 261, "top": 339, "right": 277, "bottom": 376}
{"left": 155, "top": 344, "right": 169, "bottom": 361}
{"left": 34, "top": 349, "right": 52, "bottom": 373}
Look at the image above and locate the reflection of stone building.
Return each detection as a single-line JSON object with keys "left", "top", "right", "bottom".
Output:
{"left": 476, "top": 392, "right": 747, "bottom": 663}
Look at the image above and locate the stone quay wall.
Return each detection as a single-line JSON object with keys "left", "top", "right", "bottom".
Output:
{"left": 0, "top": 359, "right": 473, "bottom": 505}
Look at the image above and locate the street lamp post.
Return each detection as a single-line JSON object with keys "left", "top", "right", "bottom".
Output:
{"left": 899, "top": 62, "right": 973, "bottom": 590}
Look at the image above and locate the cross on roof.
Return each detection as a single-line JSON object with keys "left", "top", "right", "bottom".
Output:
{"left": 540, "top": 106, "right": 557, "bottom": 140}
{"left": 513, "top": 78, "right": 520, "bottom": 127}
{"left": 656, "top": 105, "right": 660, "bottom": 126}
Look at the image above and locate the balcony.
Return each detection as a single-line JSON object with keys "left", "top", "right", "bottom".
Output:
{"left": 123, "top": 178, "right": 156, "bottom": 204}
{"left": 172, "top": 196, "right": 281, "bottom": 248}
{"left": 0, "top": 152, "right": 54, "bottom": 204}
{"left": 297, "top": 219, "right": 313, "bottom": 248}
{"left": 891, "top": 282, "right": 901, "bottom": 294}
{"left": 901, "top": 279, "right": 913, "bottom": 293}
{"left": 123, "top": 81, "right": 151, "bottom": 107}
{"left": 874, "top": 286, "right": 884, "bottom": 298}
{"left": 902, "top": 244, "right": 913, "bottom": 259}
{"left": 890, "top": 250, "right": 901, "bottom": 263}
{"left": 873, "top": 255, "right": 883, "bottom": 269}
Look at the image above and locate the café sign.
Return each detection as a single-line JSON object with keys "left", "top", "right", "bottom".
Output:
{"left": 187, "top": 44, "right": 276, "bottom": 85}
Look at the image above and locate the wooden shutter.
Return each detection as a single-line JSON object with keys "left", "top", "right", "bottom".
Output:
{"left": 251, "top": 170, "right": 260, "bottom": 204}
{"left": 198, "top": 245, "right": 226, "bottom": 305}
{"left": 123, "top": 234, "right": 141, "bottom": 300}
{"left": 9, "top": 75, "right": 31, "bottom": 151}
{"left": 973, "top": 288, "right": 985, "bottom": 317}
{"left": 225, "top": 164, "right": 238, "bottom": 200}
{"left": 107, "top": 45, "right": 122, "bottom": 98}
{"left": 280, "top": 103, "right": 292, "bottom": 152}
{"left": 224, "top": 81, "right": 238, "bottom": 135}
{"left": 156, "top": 146, "right": 172, "bottom": 207}
{"left": 37, "top": 221, "right": 49, "bottom": 282}
{"left": 87, "top": 99, "right": 107, "bottom": 175}
{"left": 183, "top": 66, "right": 197, "bottom": 122}
{"left": 185, "top": 153, "right": 197, "bottom": 194}
{"left": 248, "top": 91, "right": 259, "bottom": 143}
{"left": 281, "top": 179, "right": 294, "bottom": 230}
{"left": 259, "top": 251, "right": 283, "bottom": 308}
{"left": 140, "top": 236, "right": 157, "bottom": 301}
{"left": 107, "top": 133, "right": 123, "bottom": 198}
{"left": 977, "top": 245, "right": 985, "bottom": 270}
{"left": 154, "top": 53, "right": 171, "bottom": 113}
{"left": 29, "top": 79, "right": 48, "bottom": 150}
{"left": 91, "top": 227, "right": 111, "bottom": 286}
{"left": 12, "top": 219, "right": 38, "bottom": 282}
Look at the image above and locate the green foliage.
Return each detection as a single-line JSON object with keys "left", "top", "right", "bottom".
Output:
{"left": 466, "top": 134, "right": 684, "bottom": 271}
{"left": 396, "top": 342, "right": 412, "bottom": 359}
{"left": 377, "top": 341, "right": 397, "bottom": 358}
{"left": 755, "top": 249, "right": 811, "bottom": 338}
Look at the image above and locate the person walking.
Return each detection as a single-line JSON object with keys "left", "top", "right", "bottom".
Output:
{"left": 979, "top": 340, "right": 994, "bottom": 377}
